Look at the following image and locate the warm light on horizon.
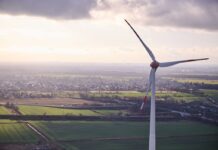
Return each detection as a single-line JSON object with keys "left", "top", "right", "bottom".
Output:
{"left": 0, "top": 4, "right": 217, "bottom": 66}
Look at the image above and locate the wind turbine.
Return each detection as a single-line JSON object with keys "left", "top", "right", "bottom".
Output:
{"left": 124, "top": 19, "right": 208, "bottom": 150}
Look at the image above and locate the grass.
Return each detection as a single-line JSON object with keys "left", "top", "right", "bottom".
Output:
{"left": 89, "top": 91, "right": 204, "bottom": 102}
{"left": 2, "top": 98, "right": 97, "bottom": 106}
{"left": 89, "top": 91, "right": 189, "bottom": 98}
{"left": 62, "top": 139, "right": 146, "bottom": 150}
{"left": 0, "top": 120, "right": 38, "bottom": 143}
{"left": 89, "top": 91, "right": 144, "bottom": 98}
{"left": 93, "top": 110, "right": 129, "bottom": 116}
{"left": 31, "top": 121, "right": 218, "bottom": 150}
{"left": 31, "top": 121, "right": 218, "bottom": 140}
{"left": 18, "top": 105, "right": 100, "bottom": 116}
{"left": 157, "top": 135, "right": 218, "bottom": 150}
{"left": 31, "top": 121, "right": 146, "bottom": 141}
{"left": 0, "top": 119, "right": 17, "bottom": 123}
{"left": 172, "top": 78, "right": 218, "bottom": 85}
{"left": 200, "top": 89, "right": 218, "bottom": 102}
{"left": 18, "top": 105, "right": 129, "bottom": 117}
{"left": 62, "top": 136, "right": 218, "bottom": 150}
{"left": 156, "top": 121, "right": 218, "bottom": 137}
{"left": 0, "top": 106, "right": 11, "bottom": 114}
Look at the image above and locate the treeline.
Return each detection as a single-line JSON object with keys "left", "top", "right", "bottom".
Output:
{"left": 0, "top": 90, "right": 55, "bottom": 99}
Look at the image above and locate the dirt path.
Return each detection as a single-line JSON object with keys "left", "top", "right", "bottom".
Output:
{"left": 25, "top": 122, "right": 63, "bottom": 149}
{"left": 26, "top": 122, "right": 49, "bottom": 142}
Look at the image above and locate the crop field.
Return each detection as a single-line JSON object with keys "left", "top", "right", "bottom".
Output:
{"left": 89, "top": 91, "right": 204, "bottom": 102}
{"left": 89, "top": 91, "right": 193, "bottom": 98}
{"left": 200, "top": 89, "right": 218, "bottom": 102}
{"left": 62, "top": 139, "right": 146, "bottom": 150}
{"left": 31, "top": 121, "right": 146, "bottom": 141}
{"left": 93, "top": 110, "right": 129, "bottom": 116}
{"left": 171, "top": 78, "right": 218, "bottom": 85}
{"left": 18, "top": 105, "right": 100, "bottom": 116}
{"left": 31, "top": 121, "right": 218, "bottom": 150}
{"left": 0, "top": 106, "right": 11, "bottom": 114}
{"left": 89, "top": 91, "right": 144, "bottom": 98}
{"left": 0, "top": 120, "right": 38, "bottom": 143}
{"left": 0, "top": 98, "right": 101, "bottom": 106}
{"left": 62, "top": 136, "right": 218, "bottom": 150}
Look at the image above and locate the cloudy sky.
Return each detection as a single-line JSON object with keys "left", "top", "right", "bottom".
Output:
{"left": 0, "top": 0, "right": 217, "bottom": 65}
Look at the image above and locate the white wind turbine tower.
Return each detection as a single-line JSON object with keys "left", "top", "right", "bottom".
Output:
{"left": 125, "top": 20, "right": 208, "bottom": 150}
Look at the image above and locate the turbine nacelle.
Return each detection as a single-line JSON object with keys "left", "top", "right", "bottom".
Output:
{"left": 150, "top": 61, "right": 159, "bottom": 69}
{"left": 125, "top": 19, "right": 209, "bottom": 150}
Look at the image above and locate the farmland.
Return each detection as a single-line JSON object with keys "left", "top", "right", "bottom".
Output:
{"left": 62, "top": 136, "right": 218, "bottom": 150}
{"left": 87, "top": 90, "right": 205, "bottom": 102}
{"left": 62, "top": 140, "right": 146, "bottom": 150}
{"left": 31, "top": 121, "right": 218, "bottom": 140}
{"left": 93, "top": 110, "right": 128, "bottom": 116}
{"left": 30, "top": 121, "right": 218, "bottom": 150}
{"left": 200, "top": 89, "right": 218, "bottom": 102}
{"left": 89, "top": 90, "right": 196, "bottom": 98}
{"left": 0, "top": 106, "right": 11, "bottom": 114}
{"left": 0, "top": 98, "right": 100, "bottom": 106}
{"left": 0, "top": 107, "right": 216, "bottom": 150}
{"left": 18, "top": 105, "right": 100, "bottom": 116}
{"left": 0, "top": 120, "right": 38, "bottom": 143}
{"left": 31, "top": 121, "right": 146, "bottom": 141}
{"left": 171, "top": 78, "right": 218, "bottom": 85}
{"left": 17, "top": 105, "right": 130, "bottom": 117}
{"left": 0, "top": 65, "right": 217, "bottom": 150}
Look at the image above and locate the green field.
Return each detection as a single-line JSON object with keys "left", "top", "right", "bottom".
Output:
{"left": 18, "top": 105, "right": 100, "bottom": 116}
{"left": 172, "top": 78, "right": 218, "bottom": 85}
{"left": 0, "top": 120, "right": 38, "bottom": 143}
{"left": 155, "top": 91, "right": 205, "bottom": 102}
{"left": 31, "top": 121, "right": 218, "bottom": 150}
{"left": 89, "top": 91, "right": 146, "bottom": 98}
{"left": 89, "top": 91, "right": 190, "bottom": 98}
{"left": 200, "top": 89, "right": 218, "bottom": 102}
{"left": 62, "top": 136, "right": 218, "bottom": 150}
{"left": 93, "top": 110, "right": 129, "bottom": 116}
{"left": 31, "top": 121, "right": 146, "bottom": 141}
{"left": 62, "top": 139, "right": 146, "bottom": 150}
{"left": 88, "top": 91, "right": 204, "bottom": 102}
{"left": 0, "top": 106, "right": 11, "bottom": 114}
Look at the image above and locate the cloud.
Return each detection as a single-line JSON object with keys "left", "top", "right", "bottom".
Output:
{"left": 94, "top": 0, "right": 218, "bottom": 31}
{"left": 0, "top": 0, "right": 96, "bottom": 19}
{"left": 0, "top": 0, "right": 217, "bottom": 31}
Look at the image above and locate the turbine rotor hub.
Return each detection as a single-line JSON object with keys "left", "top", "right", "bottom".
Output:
{"left": 150, "top": 61, "right": 159, "bottom": 69}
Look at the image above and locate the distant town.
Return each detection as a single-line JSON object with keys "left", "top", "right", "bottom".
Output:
{"left": 0, "top": 64, "right": 217, "bottom": 122}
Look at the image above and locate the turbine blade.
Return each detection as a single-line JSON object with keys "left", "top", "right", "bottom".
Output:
{"left": 159, "top": 58, "right": 209, "bottom": 67}
{"left": 140, "top": 69, "right": 154, "bottom": 110}
{"left": 125, "top": 19, "right": 156, "bottom": 61}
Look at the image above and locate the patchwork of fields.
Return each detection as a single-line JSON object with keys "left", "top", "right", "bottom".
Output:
{"left": 0, "top": 98, "right": 100, "bottom": 106}
{"left": 19, "top": 105, "right": 128, "bottom": 116}
{"left": 17, "top": 105, "right": 128, "bottom": 116}
{"left": 0, "top": 76, "right": 217, "bottom": 149}
{"left": 31, "top": 121, "right": 146, "bottom": 141}
{"left": 88, "top": 90, "right": 206, "bottom": 102}
{"left": 30, "top": 121, "right": 218, "bottom": 150}
{"left": 0, "top": 120, "right": 38, "bottom": 144}
{"left": 200, "top": 89, "right": 218, "bottom": 102}
{"left": 0, "top": 106, "right": 11, "bottom": 114}
{"left": 171, "top": 78, "right": 218, "bottom": 85}
{"left": 0, "top": 120, "right": 217, "bottom": 150}
{"left": 18, "top": 105, "right": 100, "bottom": 116}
